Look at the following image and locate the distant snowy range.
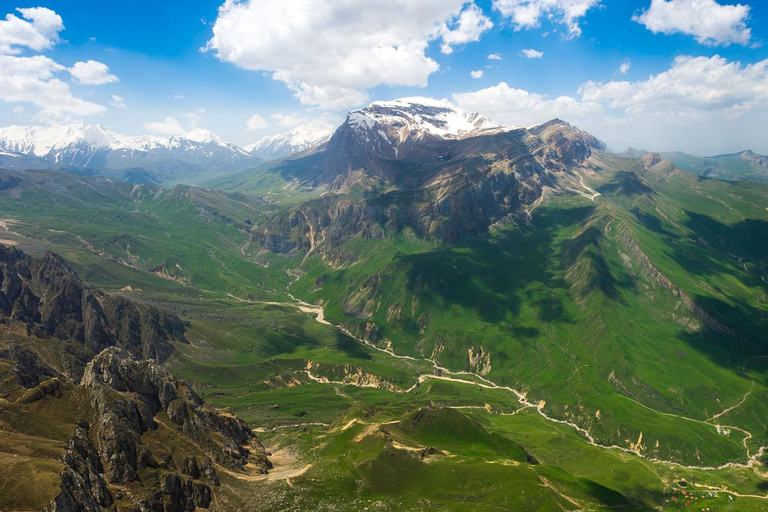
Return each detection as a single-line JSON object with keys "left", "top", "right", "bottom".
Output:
{"left": 0, "top": 122, "right": 336, "bottom": 185}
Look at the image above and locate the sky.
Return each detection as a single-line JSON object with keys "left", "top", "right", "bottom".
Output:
{"left": 1, "top": 0, "right": 767, "bottom": 155}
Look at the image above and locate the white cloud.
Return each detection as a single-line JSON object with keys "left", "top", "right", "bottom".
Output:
{"left": 0, "top": 54, "right": 106, "bottom": 121}
{"left": 521, "top": 48, "right": 544, "bottom": 58}
{"left": 471, "top": 70, "right": 484, "bottom": 79}
{"left": 580, "top": 55, "right": 768, "bottom": 118}
{"left": 634, "top": 0, "right": 751, "bottom": 46}
{"left": 439, "top": 3, "right": 493, "bottom": 54}
{"left": 0, "top": 7, "right": 112, "bottom": 122}
{"left": 619, "top": 61, "right": 631, "bottom": 74}
{"left": 0, "top": 7, "right": 62, "bottom": 55}
{"left": 70, "top": 60, "right": 119, "bottom": 85}
{"left": 453, "top": 82, "right": 602, "bottom": 127}
{"left": 271, "top": 112, "right": 306, "bottom": 127}
{"left": 246, "top": 113, "right": 268, "bottom": 130}
{"left": 110, "top": 94, "right": 126, "bottom": 108}
{"left": 493, "top": 0, "right": 601, "bottom": 37}
{"left": 181, "top": 108, "right": 206, "bottom": 129}
{"left": 455, "top": 55, "right": 768, "bottom": 153}
{"left": 487, "top": 53, "right": 503, "bottom": 60}
{"left": 143, "top": 117, "right": 185, "bottom": 136}
{"left": 206, "top": 0, "right": 491, "bottom": 109}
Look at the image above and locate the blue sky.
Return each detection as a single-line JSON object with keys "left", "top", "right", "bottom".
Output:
{"left": 1, "top": 0, "right": 767, "bottom": 154}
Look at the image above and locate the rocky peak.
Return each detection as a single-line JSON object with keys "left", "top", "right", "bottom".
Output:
{"left": 340, "top": 97, "right": 500, "bottom": 161}
{"left": 525, "top": 119, "right": 606, "bottom": 167}
{"left": 83, "top": 347, "right": 270, "bottom": 485}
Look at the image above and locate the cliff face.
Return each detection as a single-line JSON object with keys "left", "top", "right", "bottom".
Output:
{"left": 255, "top": 120, "right": 605, "bottom": 251}
{"left": 0, "top": 245, "right": 186, "bottom": 379}
{"left": 0, "top": 246, "right": 271, "bottom": 511}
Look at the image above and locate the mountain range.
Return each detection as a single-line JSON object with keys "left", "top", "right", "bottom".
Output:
{"left": 1, "top": 96, "right": 768, "bottom": 511}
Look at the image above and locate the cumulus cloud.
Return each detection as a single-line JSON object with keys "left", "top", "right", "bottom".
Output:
{"left": 493, "top": 0, "right": 601, "bottom": 37}
{"left": 634, "top": 0, "right": 751, "bottom": 46}
{"left": 206, "top": 0, "right": 492, "bottom": 109}
{"left": 453, "top": 82, "right": 602, "bottom": 127}
{"left": 180, "top": 108, "right": 206, "bottom": 129}
{"left": 70, "top": 60, "right": 118, "bottom": 85}
{"left": 0, "top": 7, "right": 62, "bottom": 54}
{"left": 143, "top": 117, "right": 185, "bottom": 136}
{"left": 521, "top": 48, "right": 544, "bottom": 58}
{"left": 246, "top": 113, "right": 268, "bottom": 130}
{"left": 471, "top": 70, "right": 484, "bottom": 79}
{"left": 110, "top": 94, "right": 126, "bottom": 108}
{"left": 619, "top": 61, "right": 631, "bottom": 74}
{"left": 487, "top": 53, "right": 503, "bottom": 60}
{"left": 580, "top": 55, "right": 768, "bottom": 118}
{"left": 270, "top": 113, "right": 307, "bottom": 127}
{"left": 455, "top": 55, "right": 768, "bottom": 153}
{"left": 0, "top": 7, "right": 113, "bottom": 121}
{"left": 0, "top": 54, "right": 106, "bottom": 120}
{"left": 439, "top": 3, "right": 493, "bottom": 54}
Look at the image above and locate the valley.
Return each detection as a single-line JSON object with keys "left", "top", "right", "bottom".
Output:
{"left": 1, "top": 99, "right": 768, "bottom": 511}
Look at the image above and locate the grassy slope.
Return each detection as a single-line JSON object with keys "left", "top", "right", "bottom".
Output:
{"left": 663, "top": 151, "right": 768, "bottom": 182}
{"left": 285, "top": 153, "right": 768, "bottom": 467}
{"left": 2, "top": 163, "right": 768, "bottom": 510}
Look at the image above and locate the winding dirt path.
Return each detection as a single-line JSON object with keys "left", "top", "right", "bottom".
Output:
{"left": 256, "top": 285, "right": 768, "bottom": 480}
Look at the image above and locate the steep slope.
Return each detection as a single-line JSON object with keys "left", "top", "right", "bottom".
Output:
{"left": 0, "top": 244, "right": 185, "bottom": 379}
{"left": 0, "top": 247, "right": 271, "bottom": 511}
{"left": 246, "top": 122, "right": 336, "bottom": 161}
{"left": 253, "top": 115, "right": 604, "bottom": 246}
{"left": 247, "top": 122, "right": 768, "bottom": 469}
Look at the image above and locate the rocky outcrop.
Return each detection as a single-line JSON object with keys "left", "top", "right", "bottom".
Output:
{"left": 83, "top": 347, "right": 271, "bottom": 484}
{"left": 305, "top": 360, "right": 402, "bottom": 392}
{"left": 0, "top": 245, "right": 186, "bottom": 379}
{"left": 617, "top": 228, "right": 740, "bottom": 339}
{"left": 46, "top": 427, "right": 113, "bottom": 512}
{"left": 35, "top": 347, "right": 272, "bottom": 512}
{"left": 468, "top": 346, "right": 492, "bottom": 376}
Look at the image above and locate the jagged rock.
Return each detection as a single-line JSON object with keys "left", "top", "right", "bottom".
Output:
{"left": 83, "top": 347, "right": 270, "bottom": 485}
{"left": 45, "top": 428, "right": 112, "bottom": 512}
{"left": 0, "top": 344, "right": 59, "bottom": 387}
{"left": 0, "top": 245, "right": 186, "bottom": 380}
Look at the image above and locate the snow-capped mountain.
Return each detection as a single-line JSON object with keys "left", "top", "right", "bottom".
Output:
{"left": 246, "top": 122, "right": 336, "bottom": 161}
{"left": 329, "top": 97, "right": 502, "bottom": 162}
{"left": 0, "top": 124, "right": 258, "bottom": 184}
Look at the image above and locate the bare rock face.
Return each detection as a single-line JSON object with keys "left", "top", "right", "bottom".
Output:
{"left": 0, "top": 245, "right": 186, "bottom": 379}
{"left": 83, "top": 347, "right": 271, "bottom": 486}
{"left": 33, "top": 347, "right": 272, "bottom": 512}
{"left": 255, "top": 116, "right": 606, "bottom": 251}
{"left": 0, "top": 247, "right": 270, "bottom": 511}
{"left": 45, "top": 427, "right": 113, "bottom": 512}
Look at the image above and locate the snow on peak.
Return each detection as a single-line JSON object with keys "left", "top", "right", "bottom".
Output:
{"left": 349, "top": 97, "right": 500, "bottom": 141}
{"left": 0, "top": 123, "right": 254, "bottom": 167}
{"left": 0, "top": 124, "right": 118, "bottom": 158}
{"left": 183, "top": 129, "right": 225, "bottom": 145}
{"left": 246, "top": 121, "right": 337, "bottom": 160}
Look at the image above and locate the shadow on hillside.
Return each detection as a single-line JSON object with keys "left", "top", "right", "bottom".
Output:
{"left": 394, "top": 206, "right": 597, "bottom": 326}
{"left": 663, "top": 211, "right": 768, "bottom": 372}
{"left": 596, "top": 171, "right": 656, "bottom": 198}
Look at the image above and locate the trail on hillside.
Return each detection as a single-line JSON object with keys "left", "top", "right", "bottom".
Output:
{"left": 241, "top": 277, "right": 768, "bottom": 483}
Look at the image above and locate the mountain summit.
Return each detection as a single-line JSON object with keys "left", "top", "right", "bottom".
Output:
{"left": 246, "top": 121, "right": 336, "bottom": 161}
{"left": 344, "top": 97, "right": 500, "bottom": 160}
